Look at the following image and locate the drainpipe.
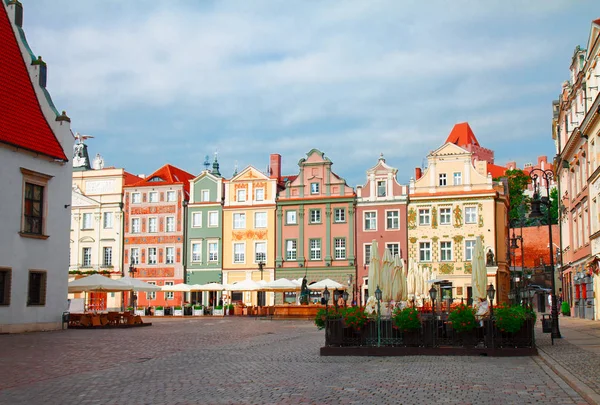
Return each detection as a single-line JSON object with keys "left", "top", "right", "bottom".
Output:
{"left": 182, "top": 198, "right": 189, "bottom": 301}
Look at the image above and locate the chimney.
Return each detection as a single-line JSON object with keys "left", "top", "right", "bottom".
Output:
{"left": 270, "top": 153, "right": 281, "bottom": 180}
{"left": 415, "top": 167, "right": 422, "bottom": 180}
{"left": 7, "top": 0, "right": 23, "bottom": 27}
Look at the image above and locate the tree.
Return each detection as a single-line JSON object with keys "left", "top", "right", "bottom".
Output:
{"left": 498, "top": 169, "right": 530, "bottom": 226}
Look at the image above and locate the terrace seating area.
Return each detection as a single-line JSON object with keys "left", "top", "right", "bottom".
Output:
{"left": 67, "top": 312, "right": 152, "bottom": 329}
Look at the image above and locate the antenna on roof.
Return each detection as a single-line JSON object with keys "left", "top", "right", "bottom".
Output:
{"left": 203, "top": 155, "right": 210, "bottom": 171}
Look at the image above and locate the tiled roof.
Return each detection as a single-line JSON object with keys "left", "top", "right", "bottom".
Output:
{"left": 445, "top": 122, "right": 480, "bottom": 148}
{"left": 0, "top": 5, "right": 67, "bottom": 161}
{"left": 123, "top": 171, "right": 140, "bottom": 186}
{"left": 487, "top": 163, "right": 507, "bottom": 178}
{"left": 126, "top": 164, "right": 195, "bottom": 195}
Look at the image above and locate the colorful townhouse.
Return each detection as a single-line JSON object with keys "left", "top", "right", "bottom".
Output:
{"left": 0, "top": 1, "right": 74, "bottom": 333}
{"left": 356, "top": 154, "right": 408, "bottom": 305}
{"left": 186, "top": 155, "right": 224, "bottom": 306}
{"left": 123, "top": 164, "right": 195, "bottom": 309}
{"left": 69, "top": 142, "right": 138, "bottom": 311}
{"left": 408, "top": 123, "right": 510, "bottom": 304}
{"left": 554, "top": 18, "right": 600, "bottom": 320}
{"left": 222, "top": 156, "right": 279, "bottom": 306}
{"left": 275, "top": 149, "right": 356, "bottom": 304}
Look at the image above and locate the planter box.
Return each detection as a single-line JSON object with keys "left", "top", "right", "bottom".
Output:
{"left": 135, "top": 309, "right": 145, "bottom": 317}
{"left": 173, "top": 309, "right": 184, "bottom": 316}
{"left": 193, "top": 309, "right": 204, "bottom": 316}
{"left": 154, "top": 309, "right": 165, "bottom": 316}
{"left": 213, "top": 309, "right": 224, "bottom": 316}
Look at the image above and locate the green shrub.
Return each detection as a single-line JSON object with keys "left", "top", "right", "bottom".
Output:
{"left": 155, "top": 306, "right": 164, "bottom": 310}
{"left": 448, "top": 304, "right": 477, "bottom": 332}
{"left": 174, "top": 306, "right": 182, "bottom": 310}
{"left": 495, "top": 305, "right": 525, "bottom": 333}
{"left": 126, "top": 306, "right": 133, "bottom": 311}
{"left": 392, "top": 307, "right": 421, "bottom": 331}
{"left": 193, "top": 305, "right": 203, "bottom": 310}
{"left": 314, "top": 308, "right": 342, "bottom": 330}
{"left": 228, "top": 304, "right": 235, "bottom": 310}
{"left": 561, "top": 301, "right": 570, "bottom": 315}
{"left": 214, "top": 305, "right": 223, "bottom": 310}
{"left": 342, "top": 306, "right": 368, "bottom": 329}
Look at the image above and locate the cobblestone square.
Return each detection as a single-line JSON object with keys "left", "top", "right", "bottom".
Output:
{"left": 0, "top": 318, "right": 588, "bottom": 405}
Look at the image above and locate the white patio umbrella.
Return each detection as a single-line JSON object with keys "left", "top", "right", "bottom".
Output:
{"left": 414, "top": 264, "right": 423, "bottom": 299}
{"left": 119, "top": 276, "right": 161, "bottom": 292}
{"left": 264, "top": 278, "right": 301, "bottom": 292}
{"left": 391, "top": 255, "right": 406, "bottom": 302}
{"left": 225, "top": 279, "right": 263, "bottom": 291}
{"left": 368, "top": 240, "right": 381, "bottom": 297}
{"left": 421, "top": 266, "right": 432, "bottom": 297}
{"left": 307, "top": 278, "right": 346, "bottom": 290}
{"left": 161, "top": 283, "right": 192, "bottom": 292}
{"left": 197, "top": 282, "right": 225, "bottom": 291}
{"left": 68, "top": 274, "right": 133, "bottom": 293}
{"left": 406, "top": 258, "right": 416, "bottom": 300}
{"left": 471, "top": 236, "right": 487, "bottom": 302}
{"left": 380, "top": 248, "right": 395, "bottom": 302}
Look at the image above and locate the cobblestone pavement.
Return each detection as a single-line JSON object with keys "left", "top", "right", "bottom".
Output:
{"left": 0, "top": 317, "right": 588, "bottom": 405}
{"left": 536, "top": 316, "right": 600, "bottom": 400}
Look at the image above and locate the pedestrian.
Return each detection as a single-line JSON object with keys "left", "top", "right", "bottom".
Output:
{"left": 337, "top": 293, "right": 345, "bottom": 308}
{"left": 320, "top": 296, "right": 326, "bottom": 305}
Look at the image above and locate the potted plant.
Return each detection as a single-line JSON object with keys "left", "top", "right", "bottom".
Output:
{"left": 213, "top": 305, "right": 224, "bottom": 316}
{"left": 342, "top": 306, "right": 368, "bottom": 330}
{"left": 154, "top": 306, "right": 164, "bottom": 316}
{"left": 314, "top": 308, "right": 342, "bottom": 330}
{"left": 448, "top": 303, "right": 478, "bottom": 346}
{"left": 134, "top": 306, "right": 145, "bottom": 317}
{"left": 561, "top": 301, "right": 570, "bottom": 316}
{"left": 227, "top": 304, "right": 235, "bottom": 315}
{"left": 392, "top": 307, "right": 421, "bottom": 346}
{"left": 173, "top": 305, "right": 184, "bottom": 316}
{"left": 494, "top": 304, "right": 525, "bottom": 334}
{"left": 193, "top": 305, "right": 204, "bottom": 316}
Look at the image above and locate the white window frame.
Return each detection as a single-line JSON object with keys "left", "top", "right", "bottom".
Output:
{"left": 148, "top": 217, "right": 158, "bottom": 233}
{"left": 386, "top": 243, "right": 400, "bottom": 258}
{"left": 364, "top": 244, "right": 371, "bottom": 265}
{"left": 440, "top": 241, "right": 452, "bottom": 262}
{"left": 465, "top": 240, "right": 476, "bottom": 261}
{"left": 192, "top": 212, "right": 202, "bottom": 228}
{"left": 236, "top": 189, "right": 246, "bottom": 202}
{"left": 208, "top": 211, "right": 218, "bottom": 227}
{"left": 146, "top": 281, "right": 156, "bottom": 300}
{"left": 131, "top": 218, "right": 140, "bottom": 233}
{"left": 130, "top": 248, "right": 140, "bottom": 265}
{"left": 82, "top": 213, "right": 93, "bottom": 230}
{"left": 165, "top": 247, "right": 175, "bottom": 264}
{"left": 208, "top": 241, "right": 218, "bottom": 262}
{"left": 286, "top": 210, "right": 297, "bottom": 225}
{"left": 309, "top": 239, "right": 321, "bottom": 260}
{"left": 309, "top": 209, "right": 321, "bottom": 224}
{"left": 386, "top": 210, "right": 399, "bottom": 230}
{"left": 148, "top": 247, "right": 157, "bottom": 265}
{"left": 334, "top": 208, "right": 345, "bottom": 223}
{"left": 103, "top": 212, "right": 113, "bottom": 229}
{"left": 439, "top": 173, "right": 447, "bottom": 186}
{"left": 255, "top": 188, "right": 264, "bottom": 201}
{"left": 310, "top": 182, "right": 319, "bottom": 194}
{"left": 364, "top": 211, "right": 377, "bottom": 231}
{"left": 439, "top": 207, "right": 451, "bottom": 225}
{"left": 149, "top": 191, "right": 158, "bottom": 203}
{"left": 132, "top": 192, "right": 141, "bottom": 204}
{"left": 254, "top": 241, "right": 267, "bottom": 263}
{"left": 82, "top": 247, "right": 92, "bottom": 267}
{"left": 201, "top": 189, "right": 210, "bottom": 202}
{"left": 254, "top": 212, "right": 267, "bottom": 228}
{"left": 465, "top": 206, "right": 477, "bottom": 224}
{"left": 166, "top": 216, "right": 175, "bottom": 232}
{"left": 103, "top": 246, "right": 112, "bottom": 267}
{"left": 233, "top": 242, "right": 245, "bottom": 264}
{"left": 286, "top": 240, "right": 297, "bottom": 261}
{"left": 233, "top": 213, "right": 246, "bottom": 229}
{"left": 191, "top": 243, "right": 202, "bottom": 263}
{"left": 419, "top": 242, "right": 431, "bottom": 262}
{"left": 453, "top": 172, "right": 462, "bottom": 186}
{"left": 418, "top": 209, "right": 431, "bottom": 226}
{"left": 166, "top": 191, "right": 176, "bottom": 202}
{"left": 377, "top": 180, "right": 386, "bottom": 197}
{"left": 164, "top": 281, "right": 174, "bottom": 300}
{"left": 334, "top": 238, "right": 346, "bottom": 260}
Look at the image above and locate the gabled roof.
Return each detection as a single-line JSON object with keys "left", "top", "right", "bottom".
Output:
{"left": 445, "top": 122, "right": 480, "bottom": 148}
{"left": 0, "top": 4, "right": 67, "bottom": 161}
{"left": 123, "top": 171, "right": 140, "bottom": 186}
{"left": 487, "top": 163, "right": 507, "bottom": 178}
{"left": 126, "top": 164, "right": 195, "bottom": 195}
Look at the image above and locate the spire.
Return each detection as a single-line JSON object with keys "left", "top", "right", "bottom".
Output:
{"left": 379, "top": 152, "right": 385, "bottom": 162}
{"left": 203, "top": 155, "right": 210, "bottom": 171}
{"left": 232, "top": 160, "right": 238, "bottom": 177}
{"left": 211, "top": 151, "right": 221, "bottom": 176}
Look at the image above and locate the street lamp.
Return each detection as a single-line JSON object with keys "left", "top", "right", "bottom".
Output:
{"left": 487, "top": 283, "right": 495, "bottom": 318}
{"left": 323, "top": 286, "right": 330, "bottom": 315}
{"left": 529, "top": 169, "right": 561, "bottom": 339}
{"left": 129, "top": 264, "right": 137, "bottom": 312}
{"left": 342, "top": 290, "right": 349, "bottom": 307}
{"left": 375, "top": 285, "right": 382, "bottom": 347}
{"left": 429, "top": 286, "right": 437, "bottom": 347}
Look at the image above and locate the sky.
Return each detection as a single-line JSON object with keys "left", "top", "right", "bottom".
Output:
{"left": 18, "top": 0, "right": 598, "bottom": 186}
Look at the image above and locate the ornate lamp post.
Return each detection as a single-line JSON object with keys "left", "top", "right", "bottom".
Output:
{"left": 375, "top": 285, "right": 382, "bottom": 347}
{"left": 342, "top": 290, "right": 349, "bottom": 307}
{"left": 128, "top": 264, "right": 136, "bottom": 312}
{"left": 323, "top": 286, "right": 330, "bottom": 316}
{"left": 487, "top": 283, "right": 495, "bottom": 318}
{"left": 529, "top": 169, "right": 561, "bottom": 339}
{"left": 429, "top": 285, "right": 437, "bottom": 346}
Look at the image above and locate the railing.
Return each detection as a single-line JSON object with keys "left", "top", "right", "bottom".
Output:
{"left": 324, "top": 316, "right": 535, "bottom": 349}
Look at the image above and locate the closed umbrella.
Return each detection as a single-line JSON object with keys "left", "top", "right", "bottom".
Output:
{"left": 406, "top": 258, "right": 415, "bottom": 300}
{"left": 368, "top": 240, "right": 381, "bottom": 298}
{"left": 471, "top": 236, "right": 487, "bottom": 302}
{"left": 391, "top": 255, "right": 406, "bottom": 302}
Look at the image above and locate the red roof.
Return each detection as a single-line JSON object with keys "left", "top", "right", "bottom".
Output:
{"left": 126, "top": 164, "right": 195, "bottom": 196}
{"left": 0, "top": 5, "right": 67, "bottom": 161}
{"left": 487, "top": 163, "right": 507, "bottom": 178}
{"left": 123, "top": 171, "right": 140, "bottom": 186}
{"left": 445, "top": 122, "right": 480, "bottom": 148}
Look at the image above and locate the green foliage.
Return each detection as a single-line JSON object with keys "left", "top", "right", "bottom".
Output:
{"left": 174, "top": 306, "right": 182, "bottom": 310}
{"left": 228, "top": 304, "right": 235, "bottom": 310}
{"left": 214, "top": 305, "right": 223, "bottom": 310}
{"left": 193, "top": 305, "right": 203, "bottom": 310}
{"left": 500, "top": 169, "right": 531, "bottom": 225}
{"left": 448, "top": 304, "right": 478, "bottom": 332}
{"left": 392, "top": 307, "right": 421, "bottom": 331}
{"left": 314, "top": 308, "right": 342, "bottom": 330}
{"left": 342, "top": 306, "right": 368, "bottom": 329}
{"left": 126, "top": 306, "right": 133, "bottom": 311}
{"left": 155, "top": 306, "right": 164, "bottom": 310}
{"left": 561, "top": 301, "right": 570, "bottom": 315}
{"left": 495, "top": 305, "right": 526, "bottom": 333}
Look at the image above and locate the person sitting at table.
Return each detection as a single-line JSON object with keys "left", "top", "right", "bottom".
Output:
{"left": 337, "top": 294, "right": 346, "bottom": 308}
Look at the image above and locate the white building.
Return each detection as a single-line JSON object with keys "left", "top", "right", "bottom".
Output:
{"left": 0, "top": 2, "right": 74, "bottom": 333}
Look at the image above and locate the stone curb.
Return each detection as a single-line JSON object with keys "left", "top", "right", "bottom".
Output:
{"left": 536, "top": 347, "right": 600, "bottom": 405}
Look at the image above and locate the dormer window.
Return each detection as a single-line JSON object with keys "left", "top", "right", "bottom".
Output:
{"left": 439, "top": 173, "right": 447, "bottom": 186}
{"left": 310, "top": 183, "right": 320, "bottom": 194}
{"left": 377, "top": 181, "right": 386, "bottom": 197}
{"left": 148, "top": 176, "right": 164, "bottom": 182}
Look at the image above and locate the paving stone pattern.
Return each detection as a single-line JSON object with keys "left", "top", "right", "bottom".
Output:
{"left": 0, "top": 318, "right": 587, "bottom": 405}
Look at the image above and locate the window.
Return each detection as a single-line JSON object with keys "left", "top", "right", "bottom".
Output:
{"left": 334, "top": 208, "right": 346, "bottom": 223}
{"left": 465, "top": 240, "right": 476, "bottom": 261}
{"left": 418, "top": 209, "right": 430, "bottom": 226}
{"left": 237, "top": 189, "right": 246, "bottom": 202}
{"left": 192, "top": 212, "right": 202, "bottom": 227}
{"left": 387, "top": 243, "right": 400, "bottom": 258}
{"left": 103, "top": 212, "right": 113, "bottom": 229}
{"left": 208, "top": 242, "right": 218, "bottom": 262}
{"left": 310, "top": 182, "right": 320, "bottom": 194}
{"left": 148, "top": 248, "right": 157, "bottom": 264}
{"left": 131, "top": 218, "right": 140, "bottom": 233}
{"left": 255, "top": 188, "right": 264, "bottom": 201}
{"left": 465, "top": 206, "right": 477, "bottom": 224}
{"left": 310, "top": 239, "right": 321, "bottom": 260}
{"left": 364, "top": 245, "right": 371, "bottom": 265}
{"left": 82, "top": 248, "right": 92, "bottom": 267}
{"left": 166, "top": 191, "right": 176, "bottom": 202}
{"left": 149, "top": 192, "right": 158, "bottom": 203}
{"left": 132, "top": 193, "right": 141, "bottom": 204}
{"left": 377, "top": 180, "right": 387, "bottom": 197}
{"left": 27, "top": 271, "right": 46, "bottom": 306}
{"left": 192, "top": 243, "right": 202, "bottom": 263}
{"left": 166, "top": 217, "right": 175, "bottom": 232}
{"left": 164, "top": 281, "right": 174, "bottom": 300}
{"left": 197, "top": 189, "right": 208, "bottom": 202}
{"left": 440, "top": 241, "right": 452, "bottom": 261}
{"left": 148, "top": 217, "right": 157, "bottom": 233}
{"left": 453, "top": 172, "right": 462, "bottom": 186}
{"left": 130, "top": 248, "right": 140, "bottom": 265}
{"left": 21, "top": 170, "right": 49, "bottom": 236}
{"left": 439, "top": 173, "right": 447, "bottom": 186}
{"left": 439, "top": 208, "right": 451, "bottom": 225}
{"left": 419, "top": 242, "right": 431, "bottom": 262}
{"left": 208, "top": 211, "right": 218, "bottom": 227}
{"left": 364, "top": 212, "right": 376, "bottom": 230}
{"left": 286, "top": 240, "right": 297, "bottom": 260}
{"left": 166, "top": 247, "right": 174, "bottom": 264}
{"left": 286, "top": 211, "right": 297, "bottom": 224}
{"left": 0, "top": 269, "right": 12, "bottom": 306}
{"left": 386, "top": 211, "right": 399, "bottom": 229}
{"left": 255, "top": 242, "right": 267, "bottom": 263}
{"left": 334, "top": 238, "right": 346, "bottom": 259}
{"left": 233, "top": 243, "right": 245, "bottom": 263}
{"left": 103, "top": 247, "right": 112, "bottom": 267}
{"left": 233, "top": 213, "right": 246, "bottom": 229}
{"left": 255, "top": 212, "right": 267, "bottom": 228}
{"left": 146, "top": 282, "right": 156, "bottom": 300}
{"left": 309, "top": 209, "right": 321, "bottom": 224}
{"left": 82, "top": 213, "right": 93, "bottom": 230}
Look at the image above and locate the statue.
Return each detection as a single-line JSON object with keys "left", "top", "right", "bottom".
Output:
{"left": 299, "top": 276, "right": 309, "bottom": 305}
{"left": 486, "top": 249, "right": 495, "bottom": 266}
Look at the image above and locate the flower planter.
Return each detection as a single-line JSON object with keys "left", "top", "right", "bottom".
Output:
{"left": 457, "top": 330, "right": 478, "bottom": 347}
{"left": 154, "top": 309, "right": 164, "bottom": 316}
{"left": 401, "top": 330, "right": 420, "bottom": 347}
{"left": 213, "top": 308, "right": 224, "bottom": 316}
{"left": 193, "top": 309, "right": 204, "bottom": 316}
{"left": 134, "top": 309, "right": 145, "bottom": 317}
{"left": 173, "top": 309, "right": 184, "bottom": 316}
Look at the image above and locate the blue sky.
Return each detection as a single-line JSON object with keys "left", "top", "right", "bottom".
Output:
{"left": 20, "top": 0, "right": 598, "bottom": 186}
